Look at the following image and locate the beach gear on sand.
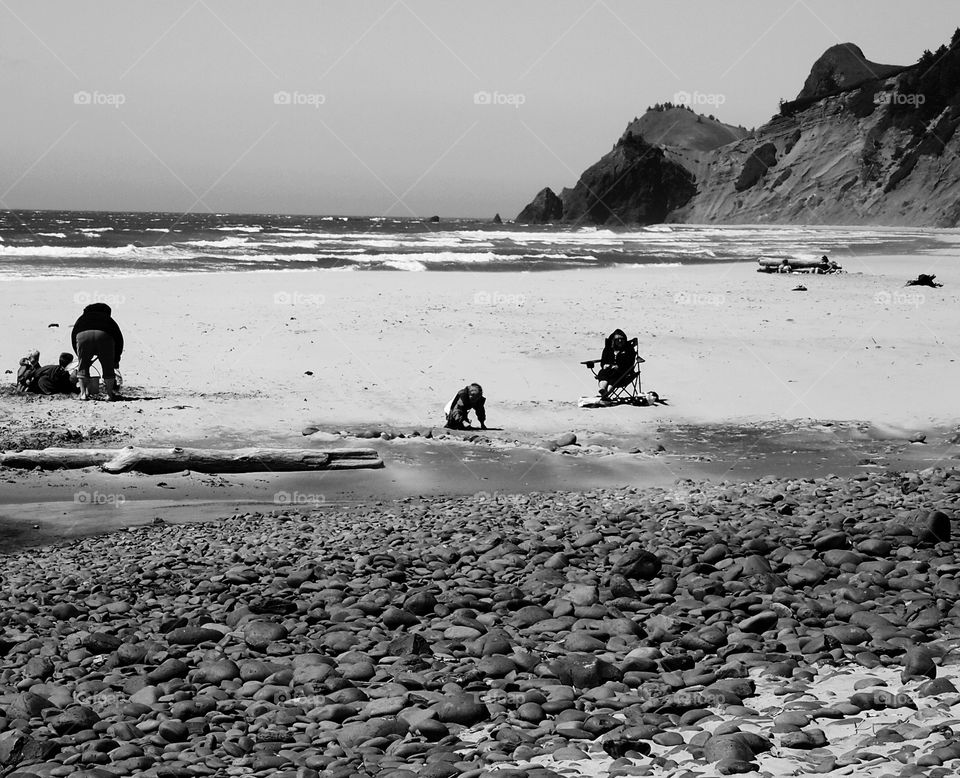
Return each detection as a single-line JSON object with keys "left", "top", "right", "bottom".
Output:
{"left": 905, "top": 274, "right": 942, "bottom": 288}
{"left": 76, "top": 357, "right": 123, "bottom": 401}
{"left": 578, "top": 390, "right": 659, "bottom": 409}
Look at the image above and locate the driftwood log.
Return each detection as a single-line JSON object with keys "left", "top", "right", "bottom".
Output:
{"left": 757, "top": 257, "right": 842, "bottom": 273}
{"left": 0, "top": 447, "right": 383, "bottom": 475}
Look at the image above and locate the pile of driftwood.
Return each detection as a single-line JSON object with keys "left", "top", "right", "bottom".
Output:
{"left": 0, "top": 446, "right": 383, "bottom": 475}
{"left": 758, "top": 256, "right": 842, "bottom": 274}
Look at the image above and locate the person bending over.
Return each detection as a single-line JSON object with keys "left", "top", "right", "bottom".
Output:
{"left": 31, "top": 353, "right": 79, "bottom": 395}
{"left": 72, "top": 302, "right": 124, "bottom": 401}
{"left": 597, "top": 329, "right": 636, "bottom": 400}
{"left": 444, "top": 383, "right": 487, "bottom": 430}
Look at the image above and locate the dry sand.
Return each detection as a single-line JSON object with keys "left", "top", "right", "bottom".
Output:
{"left": 2, "top": 253, "right": 958, "bottom": 445}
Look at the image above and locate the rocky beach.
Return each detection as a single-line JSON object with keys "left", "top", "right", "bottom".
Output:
{"left": 2, "top": 467, "right": 960, "bottom": 778}
{"left": 6, "top": 6, "right": 960, "bottom": 778}
{"left": 2, "top": 237, "right": 960, "bottom": 778}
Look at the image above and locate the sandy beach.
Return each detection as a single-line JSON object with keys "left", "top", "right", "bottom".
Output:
{"left": 3, "top": 249, "right": 959, "bottom": 543}
{"left": 3, "top": 252, "right": 959, "bottom": 444}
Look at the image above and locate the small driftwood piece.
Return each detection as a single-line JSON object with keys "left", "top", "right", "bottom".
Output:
{"left": 0, "top": 447, "right": 383, "bottom": 475}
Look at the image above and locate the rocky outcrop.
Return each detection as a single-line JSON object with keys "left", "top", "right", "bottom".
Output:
{"left": 734, "top": 143, "right": 778, "bottom": 192}
{"left": 516, "top": 187, "right": 563, "bottom": 223}
{"left": 622, "top": 107, "right": 748, "bottom": 152}
{"left": 797, "top": 43, "right": 903, "bottom": 101}
{"left": 517, "top": 33, "right": 960, "bottom": 227}
{"left": 558, "top": 132, "right": 696, "bottom": 225}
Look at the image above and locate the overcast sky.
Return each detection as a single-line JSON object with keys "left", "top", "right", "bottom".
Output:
{"left": 2, "top": 1, "right": 957, "bottom": 218}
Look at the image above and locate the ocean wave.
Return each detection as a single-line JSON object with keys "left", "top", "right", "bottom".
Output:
{"left": 348, "top": 251, "right": 499, "bottom": 265}
{"left": 181, "top": 237, "right": 251, "bottom": 248}
{"left": 0, "top": 243, "right": 191, "bottom": 259}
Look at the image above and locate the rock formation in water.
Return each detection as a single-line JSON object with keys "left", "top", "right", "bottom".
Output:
{"left": 516, "top": 187, "right": 564, "bottom": 223}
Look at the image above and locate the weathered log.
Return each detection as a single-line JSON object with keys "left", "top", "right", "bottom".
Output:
{"left": 0, "top": 450, "right": 107, "bottom": 470}
{"left": 757, "top": 257, "right": 841, "bottom": 273}
{"left": 0, "top": 447, "right": 383, "bottom": 475}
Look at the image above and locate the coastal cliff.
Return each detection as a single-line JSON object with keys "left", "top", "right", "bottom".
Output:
{"left": 518, "top": 33, "right": 960, "bottom": 227}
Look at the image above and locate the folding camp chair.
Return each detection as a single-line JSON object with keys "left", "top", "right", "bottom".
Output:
{"left": 581, "top": 337, "right": 651, "bottom": 406}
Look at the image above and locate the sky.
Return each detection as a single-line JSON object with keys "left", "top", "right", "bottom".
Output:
{"left": 1, "top": 1, "right": 958, "bottom": 218}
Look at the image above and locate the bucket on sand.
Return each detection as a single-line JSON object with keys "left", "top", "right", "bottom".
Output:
{"left": 88, "top": 376, "right": 101, "bottom": 395}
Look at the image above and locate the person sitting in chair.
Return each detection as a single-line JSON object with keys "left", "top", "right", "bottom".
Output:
{"left": 444, "top": 383, "right": 487, "bottom": 430}
{"left": 597, "top": 329, "right": 636, "bottom": 400}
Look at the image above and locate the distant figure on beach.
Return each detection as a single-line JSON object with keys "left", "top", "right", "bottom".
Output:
{"left": 816, "top": 255, "right": 841, "bottom": 274}
{"left": 444, "top": 383, "right": 487, "bottom": 430}
{"left": 596, "top": 329, "right": 637, "bottom": 400}
{"left": 72, "top": 302, "right": 124, "bottom": 401}
{"left": 29, "top": 353, "right": 79, "bottom": 395}
{"left": 16, "top": 349, "right": 40, "bottom": 393}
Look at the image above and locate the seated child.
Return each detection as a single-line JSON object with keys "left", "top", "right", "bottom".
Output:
{"left": 444, "top": 383, "right": 487, "bottom": 430}
{"left": 16, "top": 350, "right": 40, "bottom": 393}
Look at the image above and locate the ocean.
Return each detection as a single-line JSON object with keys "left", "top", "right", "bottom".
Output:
{"left": 0, "top": 210, "right": 949, "bottom": 277}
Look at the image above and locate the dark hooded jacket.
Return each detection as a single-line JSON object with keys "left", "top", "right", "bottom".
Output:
{"left": 32, "top": 364, "right": 78, "bottom": 395}
{"left": 600, "top": 329, "right": 635, "bottom": 371}
{"left": 72, "top": 303, "right": 124, "bottom": 362}
{"left": 448, "top": 386, "right": 486, "bottom": 425}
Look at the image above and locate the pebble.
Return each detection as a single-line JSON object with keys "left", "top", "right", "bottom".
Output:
{"left": 0, "top": 469, "right": 957, "bottom": 777}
